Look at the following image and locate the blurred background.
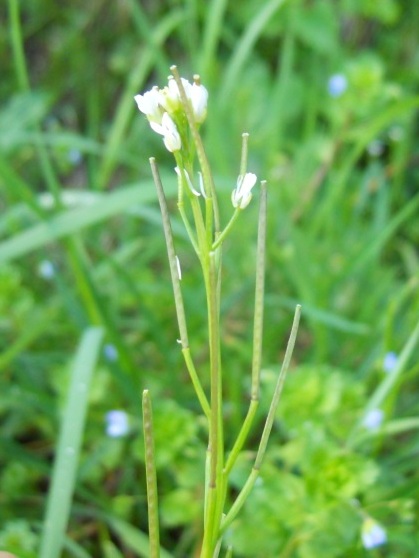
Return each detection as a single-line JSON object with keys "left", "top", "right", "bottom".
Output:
{"left": 1, "top": 0, "right": 419, "bottom": 556}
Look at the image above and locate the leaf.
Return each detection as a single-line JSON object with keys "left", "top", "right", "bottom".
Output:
{"left": 0, "top": 178, "right": 176, "bottom": 264}
{"left": 39, "top": 327, "right": 104, "bottom": 558}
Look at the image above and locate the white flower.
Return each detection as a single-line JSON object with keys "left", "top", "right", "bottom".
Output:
{"left": 190, "top": 82, "right": 208, "bottom": 123}
{"left": 362, "top": 408, "right": 384, "bottom": 430}
{"left": 174, "top": 166, "right": 201, "bottom": 196}
{"left": 105, "top": 410, "right": 129, "bottom": 438}
{"left": 231, "top": 173, "right": 258, "bottom": 209}
{"left": 159, "top": 76, "right": 192, "bottom": 113}
{"left": 361, "top": 518, "right": 387, "bottom": 549}
{"left": 134, "top": 87, "right": 163, "bottom": 123}
{"left": 150, "top": 112, "right": 181, "bottom": 152}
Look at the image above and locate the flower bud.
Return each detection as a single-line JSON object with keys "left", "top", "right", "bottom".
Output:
{"left": 150, "top": 112, "right": 182, "bottom": 152}
{"left": 231, "top": 173, "right": 257, "bottom": 209}
{"left": 190, "top": 81, "right": 208, "bottom": 123}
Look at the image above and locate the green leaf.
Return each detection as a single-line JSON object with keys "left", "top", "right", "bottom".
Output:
{"left": 0, "top": 178, "right": 175, "bottom": 264}
{"left": 39, "top": 327, "right": 104, "bottom": 558}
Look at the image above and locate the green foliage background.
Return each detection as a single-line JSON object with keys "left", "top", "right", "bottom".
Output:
{"left": 1, "top": 0, "right": 419, "bottom": 556}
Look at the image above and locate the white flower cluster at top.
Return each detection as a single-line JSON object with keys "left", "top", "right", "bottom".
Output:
{"left": 134, "top": 71, "right": 258, "bottom": 210}
{"left": 134, "top": 76, "right": 208, "bottom": 153}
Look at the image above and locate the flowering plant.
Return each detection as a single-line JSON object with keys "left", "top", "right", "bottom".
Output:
{"left": 135, "top": 66, "right": 301, "bottom": 558}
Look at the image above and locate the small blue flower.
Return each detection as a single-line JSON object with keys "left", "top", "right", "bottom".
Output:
{"left": 68, "top": 148, "right": 82, "bottom": 165}
{"left": 327, "top": 74, "right": 348, "bottom": 97}
{"left": 362, "top": 408, "right": 384, "bottom": 430}
{"left": 38, "top": 260, "right": 55, "bottom": 280}
{"left": 105, "top": 410, "right": 129, "bottom": 438}
{"left": 103, "top": 344, "right": 119, "bottom": 362}
{"left": 367, "top": 140, "right": 384, "bottom": 157}
{"left": 362, "top": 517, "right": 387, "bottom": 549}
{"left": 383, "top": 351, "right": 398, "bottom": 373}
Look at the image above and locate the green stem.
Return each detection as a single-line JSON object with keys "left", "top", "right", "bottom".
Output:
{"left": 205, "top": 196, "right": 214, "bottom": 250}
{"left": 150, "top": 158, "right": 209, "bottom": 423}
{"left": 220, "top": 305, "right": 301, "bottom": 535}
{"left": 220, "top": 467, "right": 259, "bottom": 536}
{"left": 251, "top": 181, "right": 267, "bottom": 400}
{"left": 182, "top": 347, "right": 211, "bottom": 419}
{"left": 208, "top": 250, "right": 223, "bottom": 517}
{"left": 224, "top": 399, "right": 258, "bottom": 476}
{"left": 211, "top": 134, "right": 253, "bottom": 251}
{"left": 240, "top": 133, "right": 250, "bottom": 176}
{"left": 190, "top": 195, "right": 209, "bottom": 256}
{"left": 150, "top": 158, "right": 189, "bottom": 348}
{"left": 212, "top": 209, "right": 240, "bottom": 251}
{"left": 224, "top": 181, "right": 267, "bottom": 474}
{"left": 254, "top": 304, "right": 301, "bottom": 470}
{"left": 178, "top": 200, "right": 200, "bottom": 256}
{"left": 201, "top": 251, "right": 224, "bottom": 557}
{"left": 8, "top": 0, "right": 30, "bottom": 91}
{"left": 170, "top": 65, "right": 220, "bottom": 234}
{"left": 142, "top": 390, "right": 160, "bottom": 558}
{"left": 174, "top": 155, "right": 202, "bottom": 255}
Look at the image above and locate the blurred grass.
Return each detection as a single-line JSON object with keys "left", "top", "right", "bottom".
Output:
{"left": 1, "top": 0, "right": 419, "bottom": 556}
{"left": 39, "top": 327, "right": 103, "bottom": 558}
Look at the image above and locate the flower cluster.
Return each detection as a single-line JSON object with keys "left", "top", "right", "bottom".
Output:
{"left": 135, "top": 68, "right": 258, "bottom": 212}
{"left": 134, "top": 75, "right": 208, "bottom": 153}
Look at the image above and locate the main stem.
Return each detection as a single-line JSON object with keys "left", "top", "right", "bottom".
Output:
{"left": 201, "top": 248, "right": 224, "bottom": 557}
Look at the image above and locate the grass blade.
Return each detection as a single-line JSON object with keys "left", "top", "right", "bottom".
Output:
{"left": 219, "top": 0, "right": 287, "bottom": 104}
{"left": 39, "top": 326, "right": 104, "bottom": 558}
{"left": 0, "top": 179, "right": 175, "bottom": 264}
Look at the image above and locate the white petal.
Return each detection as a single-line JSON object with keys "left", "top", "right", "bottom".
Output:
{"left": 150, "top": 113, "right": 181, "bottom": 151}
{"left": 198, "top": 172, "right": 208, "bottom": 198}
{"left": 232, "top": 173, "right": 257, "bottom": 209}
{"left": 191, "top": 83, "right": 208, "bottom": 123}
{"left": 162, "top": 112, "right": 177, "bottom": 132}
{"left": 162, "top": 76, "right": 192, "bottom": 109}
{"left": 134, "top": 88, "right": 162, "bottom": 122}
{"left": 241, "top": 172, "right": 257, "bottom": 193}
{"left": 149, "top": 120, "right": 164, "bottom": 136}
{"left": 175, "top": 167, "right": 201, "bottom": 196}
